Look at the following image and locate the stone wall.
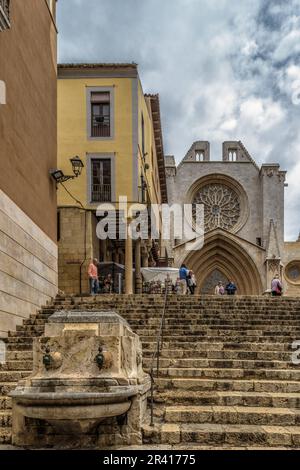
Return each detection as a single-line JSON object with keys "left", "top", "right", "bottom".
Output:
{"left": 0, "top": 0, "right": 57, "bottom": 242}
{"left": 58, "top": 207, "right": 97, "bottom": 295}
{"left": 0, "top": 190, "right": 58, "bottom": 337}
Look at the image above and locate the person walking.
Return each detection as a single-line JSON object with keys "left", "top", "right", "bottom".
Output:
{"left": 179, "top": 264, "right": 189, "bottom": 295}
{"left": 88, "top": 258, "right": 99, "bottom": 295}
{"left": 271, "top": 274, "right": 283, "bottom": 296}
{"left": 225, "top": 280, "right": 237, "bottom": 296}
{"left": 187, "top": 270, "right": 197, "bottom": 295}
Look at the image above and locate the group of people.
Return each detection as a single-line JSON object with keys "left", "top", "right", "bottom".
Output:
{"left": 176, "top": 267, "right": 283, "bottom": 297}
{"left": 176, "top": 264, "right": 197, "bottom": 295}
{"left": 88, "top": 258, "right": 284, "bottom": 297}
{"left": 88, "top": 258, "right": 113, "bottom": 295}
{"left": 214, "top": 280, "right": 237, "bottom": 296}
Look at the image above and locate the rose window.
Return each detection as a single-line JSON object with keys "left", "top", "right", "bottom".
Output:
{"left": 193, "top": 183, "right": 241, "bottom": 232}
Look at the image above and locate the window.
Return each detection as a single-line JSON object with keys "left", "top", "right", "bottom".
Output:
{"left": 91, "top": 92, "right": 111, "bottom": 138}
{"left": 195, "top": 151, "right": 204, "bottom": 162}
{"left": 228, "top": 150, "right": 237, "bottom": 161}
{"left": 91, "top": 159, "right": 111, "bottom": 202}
{"left": 0, "top": 0, "right": 10, "bottom": 31}
{"left": 256, "top": 237, "right": 262, "bottom": 247}
{"left": 285, "top": 261, "right": 300, "bottom": 285}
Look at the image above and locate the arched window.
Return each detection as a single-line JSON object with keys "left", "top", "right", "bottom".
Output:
{"left": 228, "top": 150, "right": 237, "bottom": 162}
{"left": 195, "top": 151, "right": 204, "bottom": 162}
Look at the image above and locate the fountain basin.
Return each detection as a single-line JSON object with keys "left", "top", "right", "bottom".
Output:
{"left": 11, "top": 310, "right": 151, "bottom": 448}
{"left": 11, "top": 388, "right": 134, "bottom": 434}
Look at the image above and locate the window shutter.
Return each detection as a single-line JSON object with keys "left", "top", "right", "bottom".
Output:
{"left": 91, "top": 92, "right": 110, "bottom": 103}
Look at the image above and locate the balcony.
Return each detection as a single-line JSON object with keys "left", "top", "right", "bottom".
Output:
{"left": 91, "top": 115, "right": 110, "bottom": 138}
{"left": 0, "top": 0, "right": 10, "bottom": 31}
{"left": 91, "top": 184, "right": 111, "bottom": 203}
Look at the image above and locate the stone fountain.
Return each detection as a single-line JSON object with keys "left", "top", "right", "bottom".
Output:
{"left": 10, "top": 310, "right": 151, "bottom": 448}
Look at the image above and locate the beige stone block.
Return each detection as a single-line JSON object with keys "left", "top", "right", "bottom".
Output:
{"left": 0, "top": 190, "right": 57, "bottom": 258}
{"left": 0, "top": 310, "right": 25, "bottom": 337}
{"left": 161, "top": 424, "right": 181, "bottom": 444}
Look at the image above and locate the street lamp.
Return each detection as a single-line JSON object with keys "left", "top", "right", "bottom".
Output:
{"left": 50, "top": 156, "right": 84, "bottom": 184}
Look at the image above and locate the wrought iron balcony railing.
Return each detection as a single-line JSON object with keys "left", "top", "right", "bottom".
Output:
{"left": 91, "top": 184, "right": 112, "bottom": 202}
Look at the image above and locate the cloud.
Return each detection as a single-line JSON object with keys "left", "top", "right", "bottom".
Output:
{"left": 57, "top": 0, "right": 300, "bottom": 240}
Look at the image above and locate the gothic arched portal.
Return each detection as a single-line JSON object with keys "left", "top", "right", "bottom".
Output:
{"left": 182, "top": 230, "right": 263, "bottom": 295}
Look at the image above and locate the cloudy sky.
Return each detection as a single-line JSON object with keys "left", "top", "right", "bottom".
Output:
{"left": 57, "top": 0, "right": 300, "bottom": 240}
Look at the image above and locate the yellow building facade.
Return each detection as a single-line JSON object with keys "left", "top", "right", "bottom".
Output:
{"left": 57, "top": 64, "right": 167, "bottom": 294}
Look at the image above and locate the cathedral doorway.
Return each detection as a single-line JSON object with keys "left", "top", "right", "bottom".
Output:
{"left": 182, "top": 230, "right": 263, "bottom": 295}
{"left": 201, "top": 269, "right": 229, "bottom": 294}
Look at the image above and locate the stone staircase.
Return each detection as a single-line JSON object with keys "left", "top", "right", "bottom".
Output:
{"left": 1, "top": 295, "right": 300, "bottom": 449}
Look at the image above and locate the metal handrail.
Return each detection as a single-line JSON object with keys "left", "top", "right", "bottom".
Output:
{"left": 149, "top": 281, "right": 168, "bottom": 427}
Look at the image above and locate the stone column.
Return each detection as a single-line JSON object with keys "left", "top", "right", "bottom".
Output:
{"left": 141, "top": 244, "right": 149, "bottom": 267}
{"left": 125, "top": 220, "right": 133, "bottom": 294}
{"left": 135, "top": 239, "right": 142, "bottom": 294}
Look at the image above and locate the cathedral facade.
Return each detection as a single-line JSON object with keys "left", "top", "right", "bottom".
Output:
{"left": 165, "top": 141, "right": 300, "bottom": 296}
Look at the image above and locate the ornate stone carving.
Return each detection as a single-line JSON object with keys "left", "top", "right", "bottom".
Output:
{"left": 267, "top": 259, "right": 280, "bottom": 273}
{"left": 193, "top": 183, "right": 240, "bottom": 232}
{"left": 0, "top": 0, "right": 10, "bottom": 31}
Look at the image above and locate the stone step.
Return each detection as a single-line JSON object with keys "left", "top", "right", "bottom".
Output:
{"left": 165, "top": 406, "right": 300, "bottom": 426}
{"left": 0, "top": 427, "right": 12, "bottom": 444}
{"left": 155, "top": 367, "right": 300, "bottom": 380}
{"left": 143, "top": 358, "right": 296, "bottom": 370}
{"left": 0, "top": 383, "right": 18, "bottom": 395}
{"left": 155, "top": 378, "right": 300, "bottom": 393}
{"left": 142, "top": 422, "right": 300, "bottom": 447}
{"left": 132, "top": 325, "right": 300, "bottom": 332}
{"left": 0, "top": 360, "right": 33, "bottom": 371}
{"left": 143, "top": 357, "right": 300, "bottom": 372}
{"left": 0, "top": 371, "right": 31, "bottom": 382}
{"left": 124, "top": 310, "right": 300, "bottom": 315}
{"left": 68, "top": 301, "right": 300, "bottom": 307}
{"left": 9, "top": 330, "right": 43, "bottom": 337}
{"left": 0, "top": 396, "right": 12, "bottom": 410}
{"left": 25, "top": 318, "right": 48, "bottom": 325}
{"left": 143, "top": 348, "right": 294, "bottom": 361}
{"left": 6, "top": 343, "right": 33, "bottom": 351}
{"left": 6, "top": 351, "right": 33, "bottom": 361}
{"left": 142, "top": 341, "right": 294, "bottom": 352}
{"left": 128, "top": 319, "right": 300, "bottom": 326}
{"left": 6, "top": 337, "right": 34, "bottom": 344}
{"left": 152, "top": 390, "right": 300, "bottom": 408}
{"left": 140, "top": 335, "right": 299, "bottom": 343}
{"left": 137, "top": 330, "right": 300, "bottom": 338}
{"left": 0, "top": 411, "right": 12, "bottom": 427}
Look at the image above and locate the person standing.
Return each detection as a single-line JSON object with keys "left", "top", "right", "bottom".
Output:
{"left": 88, "top": 258, "right": 99, "bottom": 295}
{"left": 188, "top": 270, "right": 197, "bottom": 295}
{"left": 271, "top": 274, "right": 283, "bottom": 297}
{"left": 225, "top": 280, "right": 237, "bottom": 296}
{"left": 215, "top": 281, "right": 225, "bottom": 295}
{"left": 104, "top": 273, "right": 113, "bottom": 293}
{"left": 179, "top": 264, "right": 189, "bottom": 295}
